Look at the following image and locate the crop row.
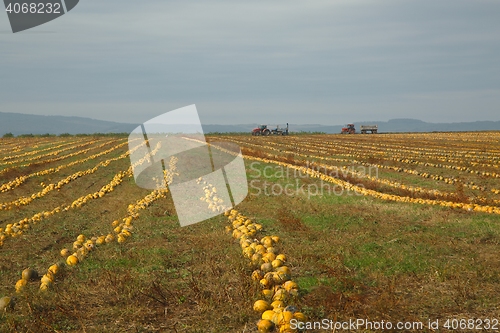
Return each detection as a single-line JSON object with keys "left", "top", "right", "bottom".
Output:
{"left": 0, "top": 138, "right": 80, "bottom": 164}
{"left": 217, "top": 137, "right": 500, "bottom": 201}
{"left": 34, "top": 156, "right": 178, "bottom": 292}
{"left": 0, "top": 137, "right": 77, "bottom": 157}
{"left": 246, "top": 137, "right": 500, "bottom": 179}
{"left": 207, "top": 137, "right": 500, "bottom": 214}
{"left": 0, "top": 137, "right": 107, "bottom": 171}
{"left": 4, "top": 142, "right": 168, "bottom": 300}
{"left": 0, "top": 140, "right": 158, "bottom": 248}
{"left": 0, "top": 139, "right": 128, "bottom": 193}
{"left": 196, "top": 175, "right": 305, "bottom": 333}
{"left": 0, "top": 140, "right": 145, "bottom": 211}
{"left": 295, "top": 135, "right": 500, "bottom": 163}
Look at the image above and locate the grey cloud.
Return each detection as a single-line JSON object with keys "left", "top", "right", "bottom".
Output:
{"left": 0, "top": 0, "right": 499, "bottom": 125}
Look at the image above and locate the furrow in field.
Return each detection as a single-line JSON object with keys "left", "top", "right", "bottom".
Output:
{"left": 243, "top": 149, "right": 500, "bottom": 215}
{"left": 33, "top": 155, "right": 177, "bottom": 292}
{"left": 0, "top": 141, "right": 160, "bottom": 248}
{"left": 0, "top": 137, "right": 61, "bottom": 156}
{"left": 0, "top": 140, "right": 146, "bottom": 211}
{"left": 218, "top": 136, "right": 500, "bottom": 200}
{"left": 205, "top": 137, "right": 500, "bottom": 215}
{"left": 0, "top": 138, "right": 81, "bottom": 165}
{"left": 0, "top": 139, "right": 127, "bottom": 193}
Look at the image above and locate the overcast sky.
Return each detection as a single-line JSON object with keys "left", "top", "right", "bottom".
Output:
{"left": 1, "top": 0, "right": 499, "bottom": 125}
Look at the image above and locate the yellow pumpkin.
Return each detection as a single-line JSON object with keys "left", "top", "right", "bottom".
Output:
{"left": 271, "top": 259, "right": 284, "bottom": 268}
{"left": 279, "top": 270, "right": 293, "bottom": 283}
{"left": 279, "top": 322, "right": 297, "bottom": 333}
{"left": 261, "top": 237, "right": 273, "bottom": 248}
{"left": 48, "top": 264, "right": 59, "bottom": 275}
{"left": 260, "top": 278, "right": 271, "bottom": 289}
{"left": 271, "top": 300, "right": 284, "bottom": 309}
{"left": 243, "top": 247, "right": 255, "bottom": 258}
{"left": 66, "top": 255, "right": 79, "bottom": 266}
{"left": 41, "top": 274, "right": 53, "bottom": 285}
{"left": 253, "top": 300, "right": 271, "bottom": 313}
{"left": 252, "top": 270, "right": 264, "bottom": 281}
{"left": 232, "top": 229, "right": 242, "bottom": 239}
{"left": 275, "top": 310, "right": 294, "bottom": 325}
{"left": 60, "top": 248, "right": 70, "bottom": 257}
{"left": 84, "top": 242, "right": 95, "bottom": 251}
{"left": 255, "top": 245, "right": 267, "bottom": 254}
{"left": 283, "top": 281, "right": 298, "bottom": 291}
{"left": 275, "top": 266, "right": 291, "bottom": 276}
{"left": 257, "top": 319, "right": 274, "bottom": 333}
{"left": 262, "top": 289, "right": 274, "bottom": 300}
{"left": 117, "top": 234, "right": 126, "bottom": 243}
{"left": 263, "top": 252, "right": 276, "bottom": 263}
{"left": 15, "top": 279, "right": 27, "bottom": 292}
{"left": 272, "top": 289, "right": 288, "bottom": 302}
{"left": 276, "top": 254, "right": 287, "bottom": 262}
{"left": 262, "top": 310, "right": 275, "bottom": 321}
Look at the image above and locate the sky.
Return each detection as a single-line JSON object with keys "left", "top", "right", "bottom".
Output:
{"left": 1, "top": 0, "right": 500, "bottom": 126}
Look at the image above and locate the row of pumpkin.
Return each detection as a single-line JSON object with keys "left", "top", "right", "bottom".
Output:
{"left": 196, "top": 177, "right": 306, "bottom": 333}
{"left": 0, "top": 140, "right": 146, "bottom": 211}
{"left": 209, "top": 139, "right": 500, "bottom": 216}
{"left": 1, "top": 137, "right": 85, "bottom": 165}
{"left": 219, "top": 137, "right": 500, "bottom": 203}
{"left": 9, "top": 156, "right": 177, "bottom": 298}
{"left": 296, "top": 135, "right": 500, "bottom": 167}
{"left": 0, "top": 138, "right": 127, "bottom": 192}
{"left": 247, "top": 153, "right": 500, "bottom": 215}
{"left": 260, "top": 136, "right": 500, "bottom": 186}
{"left": 282, "top": 133, "right": 500, "bottom": 165}
{"left": 0, "top": 137, "right": 112, "bottom": 175}
{"left": 247, "top": 145, "right": 500, "bottom": 207}
{"left": 0, "top": 136, "right": 72, "bottom": 155}
{"left": 0, "top": 141, "right": 159, "bottom": 248}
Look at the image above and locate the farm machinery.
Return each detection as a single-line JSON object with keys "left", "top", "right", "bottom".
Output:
{"left": 252, "top": 125, "right": 271, "bottom": 136}
{"left": 341, "top": 124, "right": 356, "bottom": 134}
{"left": 341, "top": 124, "right": 378, "bottom": 134}
{"left": 252, "top": 123, "right": 289, "bottom": 136}
{"left": 360, "top": 124, "right": 378, "bottom": 134}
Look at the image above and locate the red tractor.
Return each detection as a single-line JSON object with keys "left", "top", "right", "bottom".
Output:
{"left": 341, "top": 123, "right": 356, "bottom": 134}
{"left": 252, "top": 124, "right": 271, "bottom": 136}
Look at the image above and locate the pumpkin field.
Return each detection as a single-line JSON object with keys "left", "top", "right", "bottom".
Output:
{"left": 1, "top": 132, "right": 500, "bottom": 332}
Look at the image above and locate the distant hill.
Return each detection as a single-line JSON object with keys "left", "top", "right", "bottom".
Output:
{"left": 0, "top": 112, "right": 137, "bottom": 136}
{"left": 0, "top": 112, "right": 499, "bottom": 136}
